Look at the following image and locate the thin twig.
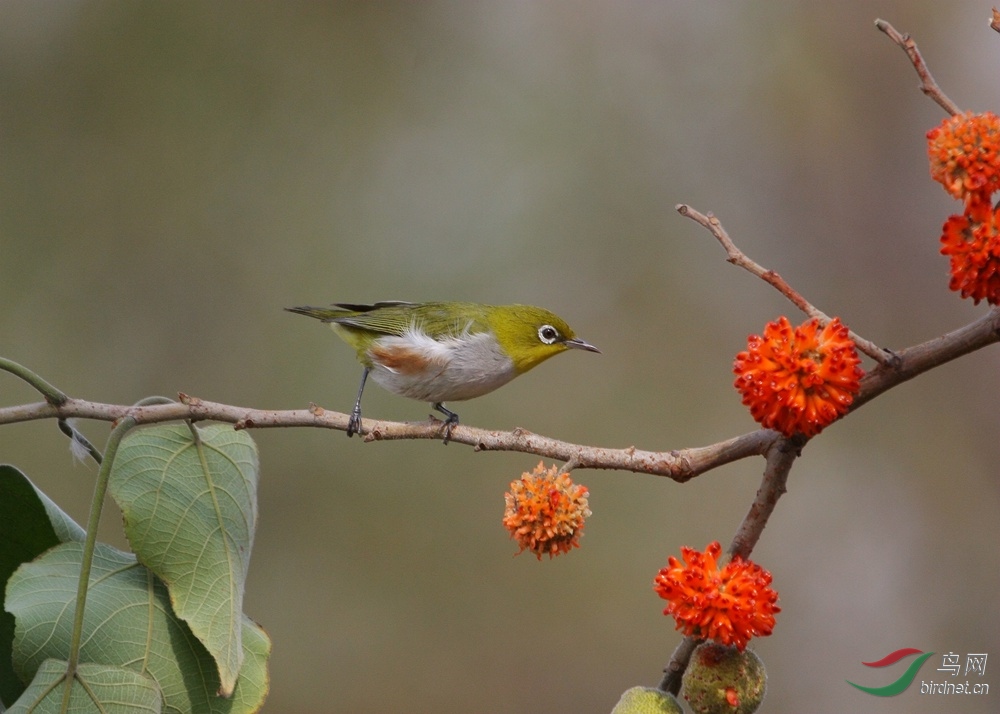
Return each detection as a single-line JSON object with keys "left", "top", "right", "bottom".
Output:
{"left": 875, "top": 19, "right": 961, "bottom": 116}
{"left": 678, "top": 205, "right": 817, "bottom": 316}
{"left": 676, "top": 204, "right": 893, "bottom": 364}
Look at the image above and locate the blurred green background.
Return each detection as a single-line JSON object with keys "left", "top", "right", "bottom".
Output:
{"left": 2, "top": 2, "right": 998, "bottom": 712}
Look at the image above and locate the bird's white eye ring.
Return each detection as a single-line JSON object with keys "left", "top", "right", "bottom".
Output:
{"left": 538, "top": 325, "right": 560, "bottom": 344}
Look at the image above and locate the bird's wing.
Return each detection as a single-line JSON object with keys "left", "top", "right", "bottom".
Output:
{"left": 329, "top": 303, "right": 420, "bottom": 337}
{"left": 332, "top": 302, "right": 489, "bottom": 340}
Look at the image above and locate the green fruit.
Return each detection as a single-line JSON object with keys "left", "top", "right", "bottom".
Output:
{"left": 682, "top": 643, "right": 767, "bottom": 714}
{"left": 610, "top": 686, "right": 684, "bottom": 714}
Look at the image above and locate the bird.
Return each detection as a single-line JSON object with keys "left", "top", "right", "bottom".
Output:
{"left": 286, "top": 301, "right": 600, "bottom": 441}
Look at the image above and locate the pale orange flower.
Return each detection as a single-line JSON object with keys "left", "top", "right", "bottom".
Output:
{"left": 503, "top": 462, "right": 590, "bottom": 560}
{"left": 927, "top": 111, "right": 1000, "bottom": 201}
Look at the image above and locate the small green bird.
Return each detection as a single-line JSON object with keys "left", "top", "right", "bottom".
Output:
{"left": 286, "top": 301, "right": 600, "bottom": 440}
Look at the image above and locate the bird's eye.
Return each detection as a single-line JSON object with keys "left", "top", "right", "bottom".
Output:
{"left": 538, "top": 325, "right": 560, "bottom": 344}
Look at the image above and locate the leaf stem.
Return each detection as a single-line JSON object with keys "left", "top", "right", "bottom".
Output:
{"left": 0, "top": 356, "right": 69, "bottom": 406}
{"left": 62, "top": 415, "right": 137, "bottom": 699}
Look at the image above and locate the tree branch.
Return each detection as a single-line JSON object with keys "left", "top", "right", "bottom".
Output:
{"left": 728, "top": 436, "right": 802, "bottom": 561}
{"left": 852, "top": 306, "right": 1000, "bottom": 409}
{"left": 875, "top": 18, "right": 961, "bottom": 116}
{"left": 0, "top": 394, "right": 778, "bottom": 483}
{"left": 1, "top": 306, "right": 996, "bottom": 479}
{"left": 660, "top": 636, "right": 700, "bottom": 695}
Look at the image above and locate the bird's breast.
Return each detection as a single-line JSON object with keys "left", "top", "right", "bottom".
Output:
{"left": 366, "top": 329, "right": 517, "bottom": 402}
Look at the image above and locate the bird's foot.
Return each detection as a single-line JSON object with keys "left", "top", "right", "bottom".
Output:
{"left": 431, "top": 403, "right": 460, "bottom": 445}
{"left": 347, "top": 408, "right": 362, "bottom": 437}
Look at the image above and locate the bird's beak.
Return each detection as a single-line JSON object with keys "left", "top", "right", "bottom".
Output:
{"left": 563, "top": 337, "right": 601, "bottom": 353}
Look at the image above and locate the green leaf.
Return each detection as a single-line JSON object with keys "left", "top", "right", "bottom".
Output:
{"left": 0, "top": 463, "right": 86, "bottom": 549}
{"left": 6, "top": 542, "right": 270, "bottom": 713}
{"left": 108, "top": 423, "right": 259, "bottom": 696}
{"left": 0, "top": 464, "right": 86, "bottom": 707}
{"left": 7, "top": 659, "right": 162, "bottom": 714}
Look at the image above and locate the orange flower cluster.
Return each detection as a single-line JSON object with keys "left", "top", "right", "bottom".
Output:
{"left": 928, "top": 112, "right": 1000, "bottom": 305}
{"left": 503, "top": 462, "right": 591, "bottom": 560}
{"left": 939, "top": 194, "right": 1000, "bottom": 305}
{"left": 928, "top": 111, "right": 1000, "bottom": 200}
{"left": 733, "top": 316, "right": 863, "bottom": 438}
{"left": 653, "top": 542, "right": 779, "bottom": 652}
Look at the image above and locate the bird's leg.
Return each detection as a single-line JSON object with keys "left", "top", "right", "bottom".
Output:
{"left": 431, "top": 402, "right": 459, "bottom": 444}
{"left": 347, "top": 367, "right": 369, "bottom": 437}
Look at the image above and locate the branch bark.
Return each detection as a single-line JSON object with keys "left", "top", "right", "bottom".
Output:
{"left": 0, "top": 394, "right": 778, "bottom": 482}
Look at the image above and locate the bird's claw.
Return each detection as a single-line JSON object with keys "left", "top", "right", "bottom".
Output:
{"left": 347, "top": 409, "right": 362, "bottom": 437}
{"left": 430, "top": 402, "right": 460, "bottom": 445}
{"left": 440, "top": 416, "right": 458, "bottom": 445}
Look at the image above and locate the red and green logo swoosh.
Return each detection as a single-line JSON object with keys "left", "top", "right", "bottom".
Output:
{"left": 848, "top": 648, "right": 935, "bottom": 696}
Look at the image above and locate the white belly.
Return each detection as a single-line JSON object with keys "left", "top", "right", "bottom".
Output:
{"left": 367, "top": 329, "right": 518, "bottom": 403}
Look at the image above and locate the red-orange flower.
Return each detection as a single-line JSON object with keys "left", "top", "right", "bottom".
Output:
{"left": 733, "top": 316, "right": 863, "bottom": 438}
{"left": 654, "top": 542, "right": 779, "bottom": 652}
{"left": 927, "top": 111, "right": 1000, "bottom": 201}
{"left": 940, "top": 195, "right": 1000, "bottom": 305}
{"left": 503, "top": 462, "right": 591, "bottom": 560}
